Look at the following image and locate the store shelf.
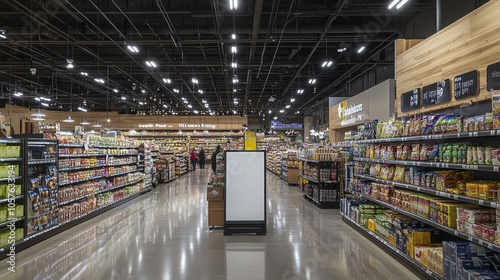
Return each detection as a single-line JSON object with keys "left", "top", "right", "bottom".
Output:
{"left": 0, "top": 157, "right": 22, "bottom": 162}
{"left": 59, "top": 175, "right": 105, "bottom": 186}
{"left": 354, "top": 174, "right": 500, "bottom": 208}
{"left": 59, "top": 144, "right": 84, "bottom": 148}
{"left": 59, "top": 165, "right": 103, "bottom": 172}
{"left": 105, "top": 161, "right": 137, "bottom": 167}
{"left": 303, "top": 194, "right": 339, "bottom": 209}
{"left": 354, "top": 157, "right": 500, "bottom": 172}
{"left": 89, "top": 145, "right": 137, "bottom": 149}
{"left": 346, "top": 130, "right": 500, "bottom": 144}
{"left": 28, "top": 158, "right": 58, "bottom": 165}
{"left": 105, "top": 170, "right": 136, "bottom": 178}
{"left": 59, "top": 187, "right": 152, "bottom": 227}
{"left": 58, "top": 179, "right": 143, "bottom": 206}
{"left": 298, "top": 173, "right": 337, "bottom": 184}
{"left": 59, "top": 154, "right": 107, "bottom": 158}
{"left": 0, "top": 195, "right": 23, "bottom": 204}
{"left": 345, "top": 189, "right": 500, "bottom": 253}
{"left": 0, "top": 176, "right": 21, "bottom": 182}
{"left": 0, "top": 217, "right": 24, "bottom": 228}
{"left": 341, "top": 214, "right": 443, "bottom": 280}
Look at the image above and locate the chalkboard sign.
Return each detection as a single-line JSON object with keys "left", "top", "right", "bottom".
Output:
{"left": 487, "top": 61, "right": 500, "bottom": 91}
{"left": 454, "top": 70, "right": 478, "bottom": 100}
{"left": 422, "top": 79, "right": 451, "bottom": 107}
{"left": 401, "top": 88, "right": 421, "bottom": 112}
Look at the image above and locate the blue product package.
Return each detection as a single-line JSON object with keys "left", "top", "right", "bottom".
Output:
{"left": 476, "top": 276, "right": 500, "bottom": 280}
{"left": 451, "top": 261, "right": 457, "bottom": 280}
{"left": 465, "top": 269, "right": 499, "bottom": 280}
{"left": 449, "top": 242, "right": 472, "bottom": 263}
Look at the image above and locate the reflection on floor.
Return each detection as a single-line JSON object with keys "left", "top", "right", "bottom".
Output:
{"left": 0, "top": 168, "right": 420, "bottom": 280}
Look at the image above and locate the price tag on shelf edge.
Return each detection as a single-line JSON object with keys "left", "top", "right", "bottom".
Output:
{"left": 479, "top": 200, "right": 485, "bottom": 206}
{"left": 468, "top": 236, "right": 473, "bottom": 241}
{"left": 488, "top": 243, "right": 494, "bottom": 249}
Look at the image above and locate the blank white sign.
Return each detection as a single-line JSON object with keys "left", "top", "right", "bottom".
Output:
{"left": 225, "top": 151, "right": 265, "bottom": 221}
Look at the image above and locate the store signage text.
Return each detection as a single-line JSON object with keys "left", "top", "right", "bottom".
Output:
{"left": 344, "top": 104, "right": 363, "bottom": 116}
{"left": 138, "top": 124, "right": 173, "bottom": 128}
{"left": 179, "top": 123, "right": 217, "bottom": 129}
{"left": 340, "top": 114, "right": 364, "bottom": 126}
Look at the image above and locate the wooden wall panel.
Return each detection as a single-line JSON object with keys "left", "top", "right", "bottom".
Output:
{"left": 395, "top": 0, "right": 500, "bottom": 116}
{"left": 2, "top": 105, "right": 248, "bottom": 134}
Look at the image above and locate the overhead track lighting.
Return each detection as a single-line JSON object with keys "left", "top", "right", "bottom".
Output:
{"left": 308, "top": 79, "right": 316, "bottom": 84}
{"left": 163, "top": 78, "right": 171, "bottom": 84}
{"left": 188, "top": 104, "right": 193, "bottom": 108}
{"left": 285, "top": 105, "right": 291, "bottom": 109}
{"left": 396, "top": 0, "right": 409, "bottom": 9}
{"left": 193, "top": 110, "right": 199, "bottom": 114}
{"left": 138, "top": 101, "right": 144, "bottom": 105}
{"left": 80, "top": 72, "right": 88, "bottom": 76}
{"left": 40, "top": 97, "right": 51, "bottom": 101}
{"left": 198, "top": 89, "right": 204, "bottom": 94}
{"left": 321, "top": 61, "right": 333, "bottom": 68}
{"left": 273, "top": 116, "right": 278, "bottom": 120}
{"left": 297, "top": 89, "right": 304, "bottom": 94}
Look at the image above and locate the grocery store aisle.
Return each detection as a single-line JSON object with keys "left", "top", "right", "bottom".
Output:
{"left": 0, "top": 169, "right": 419, "bottom": 280}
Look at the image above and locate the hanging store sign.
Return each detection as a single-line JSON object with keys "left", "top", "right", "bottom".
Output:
{"left": 138, "top": 124, "right": 174, "bottom": 128}
{"left": 487, "top": 61, "right": 500, "bottom": 91}
{"left": 454, "top": 70, "right": 478, "bottom": 100}
{"left": 244, "top": 131, "right": 257, "bottom": 150}
{"left": 179, "top": 123, "right": 217, "bottom": 129}
{"left": 422, "top": 79, "right": 451, "bottom": 107}
{"left": 401, "top": 88, "right": 421, "bottom": 112}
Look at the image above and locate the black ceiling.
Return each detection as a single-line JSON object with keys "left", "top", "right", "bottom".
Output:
{"left": 0, "top": 0, "right": 433, "bottom": 117}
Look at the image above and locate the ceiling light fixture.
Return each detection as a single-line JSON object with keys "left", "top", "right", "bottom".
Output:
{"left": 308, "top": 79, "right": 317, "bottom": 84}
{"left": 35, "top": 97, "right": 40, "bottom": 101}
{"left": 191, "top": 77, "right": 199, "bottom": 84}
{"left": 80, "top": 72, "right": 88, "bottom": 76}
{"left": 138, "top": 101, "right": 144, "bottom": 105}
{"left": 14, "top": 92, "right": 23, "bottom": 97}
{"left": 231, "top": 46, "right": 237, "bottom": 54}
{"left": 337, "top": 47, "right": 347, "bottom": 53}
{"left": 92, "top": 121, "right": 102, "bottom": 128}
{"left": 62, "top": 115, "right": 75, "bottom": 123}
{"left": 31, "top": 109, "right": 46, "bottom": 117}
{"left": 297, "top": 89, "right": 304, "bottom": 94}
{"left": 233, "top": 110, "right": 237, "bottom": 114}
{"left": 173, "top": 89, "right": 180, "bottom": 93}
{"left": 268, "top": 110, "right": 272, "bottom": 114}
{"left": 0, "top": 30, "right": 7, "bottom": 39}
{"left": 285, "top": 105, "right": 290, "bottom": 109}
{"left": 231, "top": 62, "right": 237, "bottom": 68}
{"left": 229, "top": 0, "right": 238, "bottom": 10}
{"left": 80, "top": 119, "right": 90, "bottom": 125}
{"left": 279, "top": 109, "right": 285, "bottom": 113}
{"left": 141, "top": 89, "right": 146, "bottom": 94}
{"left": 202, "top": 99, "right": 207, "bottom": 103}
{"left": 358, "top": 46, "right": 366, "bottom": 53}
{"left": 40, "top": 97, "right": 51, "bottom": 101}
{"left": 231, "top": 34, "right": 236, "bottom": 39}
{"left": 327, "top": 61, "right": 333, "bottom": 67}
{"left": 290, "top": 98, "right": 295, "bottom": 103}
{"left": 127, "top": 45, "right": 139, "bottom": 53}
{"left": 183, "top": 100, "right": 188, "bottom": 104}
{"left": 163, "top": 78, "right": 171, "bottom": 84}
{"left": 273, "top": 116, "right": 278, "bottom": 120}
{"left": 295, "top": 111, "right": 300, "bottom": 114}
{"left": 233, "top": 89, "right": 237, "bottom": 93}
{"left": 233, "top": 100, "right": 238, "bottom": 105}
{"left": 78, "top": 107, "right": 87, "bottom": 112}
{"left": 396, "top": 0, "right": 409, "bottom": 9}
{"left": 193, "top": 110, "right": 199, "bottom": 114}
{"left": 198, "top": 89, "right": 204, "bottom": 94}
{"left": 94, "top": 78, "right": 105, "bottom": 84}
{"left": 188, "top": 104, "right": 193, "bottom": 108}
{"left": 121, "top": 96, "right": 126, "bottom": 100}
{"left": 113, "top": 88, "right": 119, "bottom": 93}
{"left": 163, "top": 104, "right": 168, "bottom": 108}
{"left": 41, "top": 103, "right": 49, "bottom": 107}
{"left": 107, "top": 119, "right": 111, "bottom": 123}
{"left": 232, "top": 77, "right": 239, "bottom": 84}
{"left": 145, "top": 61, "right": 157, "bottom": 68}
{"left": 32, "top": 116, "right": 45, "bottom": 121}
{"left": 204, "top": 104, "right": 209, "bottom": 108}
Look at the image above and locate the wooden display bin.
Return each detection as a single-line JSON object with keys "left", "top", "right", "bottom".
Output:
{"left": 287, "top": 167, "right": 299, "bottom": 185}
{"left": 207, "top": 187, "right": 224, "bottom": 228}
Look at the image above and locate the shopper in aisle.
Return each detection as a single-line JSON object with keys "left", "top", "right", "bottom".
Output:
{"left": 211, "top": 145, "right": 221, "bottom": 173}
{"left": 190, "top": 148, "right": 197, "bottom": 171}
{"left": 198, "top": 148, "right": 206, "bottom": 169}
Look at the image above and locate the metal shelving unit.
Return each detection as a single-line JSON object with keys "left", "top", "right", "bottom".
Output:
{"left": 299, "top": 159, "right": 339, "bottom": 208}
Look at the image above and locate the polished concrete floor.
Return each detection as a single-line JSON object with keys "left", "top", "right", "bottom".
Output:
{"left": 0, "top": 168, "right": 420, "bottom": 280}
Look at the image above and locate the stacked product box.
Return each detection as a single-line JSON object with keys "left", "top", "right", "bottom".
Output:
{"left": 442, "top": 241, "right": 500, "bottom": 280}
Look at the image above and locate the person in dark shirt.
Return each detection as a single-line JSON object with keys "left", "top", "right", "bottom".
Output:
{"left": 198, "top": 148, "right": 206, "bottom": 169}
{"left": 211, "top": 145, "right": 221, "bottom": 173}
